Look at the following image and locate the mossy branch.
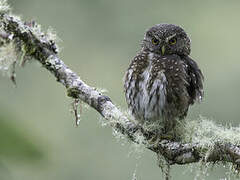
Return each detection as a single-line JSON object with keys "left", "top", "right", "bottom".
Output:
{"left": 1, "top": 0, "right": 240, "bottom": 174}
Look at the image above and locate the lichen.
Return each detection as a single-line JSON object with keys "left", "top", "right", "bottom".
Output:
{"left": 0, "top": 0, "right": 60, "bottom": 78}
{"left": 157, "top": 153, "right": 171, "bottom": 180}
{"left": 131, "top": 164, "right": 139, "bottom": 180}
{"left": 96, "top": 87, "right": 108, "bottom": 94}
{"left": 70, "top": 99, "right": 81, "bottom": 126}
{"left": 128, "top": 132, "right": 145, "bottom": 158}
{"left": 180, "top": 116, "right": 240, "bottom": 147}
{"left": 29, "top": 23, "right": 59, "bottom": 53}
{"left": 112, "top": 128, "right": 127, "bottom": 146}
{"left": 0, "top": 40, "right": 18, "bottom": 75}
{"left": 176, "top": 116, "right": 240, "bottom": 178}
{"left": 0, "top": 0, "right": 10, "bottom": 14}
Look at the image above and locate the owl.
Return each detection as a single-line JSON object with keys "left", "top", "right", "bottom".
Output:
{"left": 124, "top": 24, "right": 204, "bottom": 138}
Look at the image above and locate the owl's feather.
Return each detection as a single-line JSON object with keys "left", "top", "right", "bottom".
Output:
{"left": 124, "top": 50, "right": 203, "bottom": 132}
{"left": 183, "top": 56, "right": 204, "bottom": 103}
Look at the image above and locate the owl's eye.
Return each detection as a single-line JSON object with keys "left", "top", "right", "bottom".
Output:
{"left": 152, "top": 38, "right": 159, "bottom": 45}
{"left": 169, "top": 38, "right": 177, "bottom": 45}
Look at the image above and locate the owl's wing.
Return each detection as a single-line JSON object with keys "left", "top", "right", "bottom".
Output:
{"left": 184, "top": 56, "right": 204, "bottom": 104}
{"left": 124, "top": 51, "right": 149, "bottom": 114}
{"left": 124, "top": 51, "right": 149, "bottom": 94}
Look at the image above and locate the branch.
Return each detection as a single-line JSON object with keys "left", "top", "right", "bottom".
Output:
{"left": 1, "top": 2, "right": 240, "bottom": 170}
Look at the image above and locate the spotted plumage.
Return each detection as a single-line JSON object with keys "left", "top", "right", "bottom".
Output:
{"left": 124, "top": 24, "right": 204, "bottom": 136}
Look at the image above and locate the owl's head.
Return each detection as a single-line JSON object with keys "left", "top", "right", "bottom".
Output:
{"left": 142, "top": 24, "right": 191, "bottom": 56}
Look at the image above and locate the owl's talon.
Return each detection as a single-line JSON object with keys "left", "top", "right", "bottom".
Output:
{"left": 147, "top": 134, "right": 174, "bottom": 146}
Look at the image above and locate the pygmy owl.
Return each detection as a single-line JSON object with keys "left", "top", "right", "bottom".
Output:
{"left": 124, "top": 24, "right": 204, "bottom": 138}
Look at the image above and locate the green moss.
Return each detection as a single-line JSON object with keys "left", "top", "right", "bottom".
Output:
{"left": 23, "top": 42, "right": 36, "bottom": 56}
{"left": 67, "top": 87, "right": 80, "bottom": 98}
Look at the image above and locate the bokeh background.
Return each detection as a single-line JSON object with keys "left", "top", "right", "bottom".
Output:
{"left": 0, "top": 0, "right": 240, "bottom": 179}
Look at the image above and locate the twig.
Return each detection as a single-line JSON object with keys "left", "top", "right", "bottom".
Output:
{"left": 71, "top": 99, "right": 81, "bottom": 126}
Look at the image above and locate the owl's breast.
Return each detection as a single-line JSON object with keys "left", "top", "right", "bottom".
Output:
{"left": 137, "top": 59, "right": 167, "bottom": 121}
{"left": 124, "top": 52, "right": 168, "bottom": 123}
{"left": 125, "top": 53, "right": 191, "bottom": 124}
{"left": 151, "top": 55, "right": 191, "bottom": 120}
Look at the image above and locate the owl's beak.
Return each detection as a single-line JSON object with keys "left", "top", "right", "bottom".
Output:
{"left": 161, "top": 45, "right": 165, "bottom": 55}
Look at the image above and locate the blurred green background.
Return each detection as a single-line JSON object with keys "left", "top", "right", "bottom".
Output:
{"left": 0, "top": 0, "right": 240, "bottom": 179}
